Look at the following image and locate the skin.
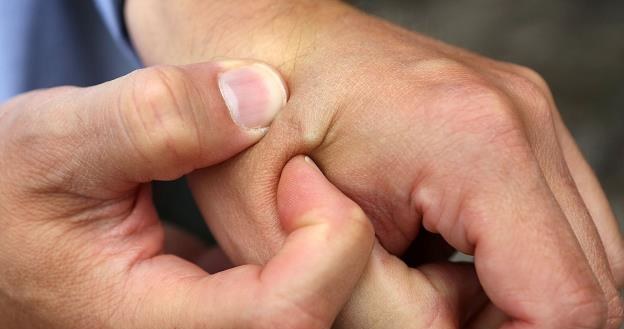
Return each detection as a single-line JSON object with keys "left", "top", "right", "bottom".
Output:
{"left": 0, "top": 61, "right": 375, "bottom": 328}
{"left": 125, "top": 0, "right": 624, "bottom": 328}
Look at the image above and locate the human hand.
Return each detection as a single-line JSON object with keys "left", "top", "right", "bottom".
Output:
{"left": 280, "top": 162, "right": 502, "bottom": 328}
{"left": 125, "top": 1, "right": 624, "bottom": 327}
{"left": 0, "top": 60, "right": 374, "bottom": 328}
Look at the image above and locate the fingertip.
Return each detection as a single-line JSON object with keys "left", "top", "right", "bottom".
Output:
{"left": 277, "top": 155, "right": 326, "bottom": 231}
{"left": 277, "top": 155, "right": 372, "bottom": 237}
{"left": 260, "top": 156, "right": 374, "bottom": 326}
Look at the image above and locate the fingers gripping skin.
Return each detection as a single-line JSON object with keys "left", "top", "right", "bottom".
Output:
{"left": 0, "top": 61, "right": 286, "bottom": 203}
{"left": 268, "top": 156, "right": 375, "bottom": 327}
{"left": 0, "top": 60, "right": 315, "bottom": 328}
{"left": 190, "top": 74, "right": 618, "bottom": 328}
{"left": 129, "top": 2, "right": 624, "bottom": 328}
{"left": 122, "top": 156, "right": 374, "bottom": 329}
{"left": 222, "top": 155, "right": 492, "bottom": 329}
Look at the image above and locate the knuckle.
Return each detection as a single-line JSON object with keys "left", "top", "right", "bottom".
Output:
{"left": 503, "top": 67, "right": 554, "bottom": 125}
{"left": 447, "top": 80, "right": 513, "bottom": 120}
{"left": 442, "top": 81, "right": 526, "bottom": 147}
{"left": 405, "top": 58, "right": 530, "bottom": 155}
{"left": 508, "top": 63, "right": 552, "bottom": 95}
{"left": 429, "top": 80, "right": 540, "bottom": 180}
{"left": 123, "top": 66, "right": 201, "bottom": 171}
{"left": 132, "top": 65, "right": 190, "bottom": 106}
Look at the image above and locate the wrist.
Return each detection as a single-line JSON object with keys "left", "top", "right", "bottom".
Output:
{"left": 125, "top": 0, "right": 353, "bottom": 77}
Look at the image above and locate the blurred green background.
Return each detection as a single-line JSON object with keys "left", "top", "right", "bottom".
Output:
{"left": 347, "top": 0, "right": 624, "bottom": 230}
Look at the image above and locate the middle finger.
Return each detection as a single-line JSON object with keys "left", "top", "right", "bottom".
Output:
{"left": 485, "top": 67, "right": 622, "bottom": 326}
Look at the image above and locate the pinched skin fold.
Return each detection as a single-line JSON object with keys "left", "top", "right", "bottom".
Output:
{"left": 126, "top": 0, "right": 624, "bottom": 327}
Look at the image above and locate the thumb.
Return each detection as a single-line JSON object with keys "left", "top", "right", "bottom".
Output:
{"left": 88, "top": 60, "right": 287, "bottom": 184}
{"left": 121, "top": 155, "right": 374, "bottom": 328}
{"left": 16, "top": 60, "right": 288, "bottom": 194}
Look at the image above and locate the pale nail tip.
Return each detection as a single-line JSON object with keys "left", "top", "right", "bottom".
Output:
{"left": 218, "top": 78, "right": 242, "bottom": 125}
{"left": 250, "top": 126, "right": 269, "bottom": 134}
{"left": 252, "top": 63, "right": 289, "bottom": 105}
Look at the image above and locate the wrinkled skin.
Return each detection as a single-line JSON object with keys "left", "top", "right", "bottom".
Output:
{"left": 127, "top": 0, "right": 624, "bottom": 328}
{"left": 0, "top": 62, "right": 375, "bottom": 329}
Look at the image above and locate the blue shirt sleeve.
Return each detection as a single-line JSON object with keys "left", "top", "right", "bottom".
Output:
{"left": 0, "top": 0, "right": 141, "bottom": 101}
{"left": 92, "top": 0, "right": 140, "bottom": 65}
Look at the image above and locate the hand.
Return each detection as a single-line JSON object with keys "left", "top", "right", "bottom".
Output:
{"left": 281, "top": 162, "right": 503, "bottom": 329}
{"left": 0, "top": 60, "right": 374, "bottom": 328}
{"left": 126, "top": 1, "right": 624, "bottom": 327}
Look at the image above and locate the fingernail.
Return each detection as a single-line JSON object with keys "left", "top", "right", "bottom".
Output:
{"left": 218, "top": 62, "right": 288, "bottom": 129}
{"left": 304, "top": 156, "right": 322, "bottom": 173}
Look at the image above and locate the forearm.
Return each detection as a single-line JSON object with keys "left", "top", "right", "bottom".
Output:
{"left": 124, "top": 0, "right": 352, "bottom": 77}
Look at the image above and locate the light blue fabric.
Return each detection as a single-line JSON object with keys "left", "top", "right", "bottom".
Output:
{"left": 0, "top": 0, "right": 141, "bottom": 102}
{"left": 0, "top": 1, "right": 210, "bottom": 240}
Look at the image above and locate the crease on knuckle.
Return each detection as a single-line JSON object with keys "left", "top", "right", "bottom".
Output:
{"left": 443, "top": 81, "right": 527, "bottom": 153}
{"left": 123, "top": 66, "right": 201, "bottom": 173}
{"left": 505, "top": 73, "right": 554, "bottom": 127}
{"left": 508, "top": 64, "right": 552, "bottom": 96}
